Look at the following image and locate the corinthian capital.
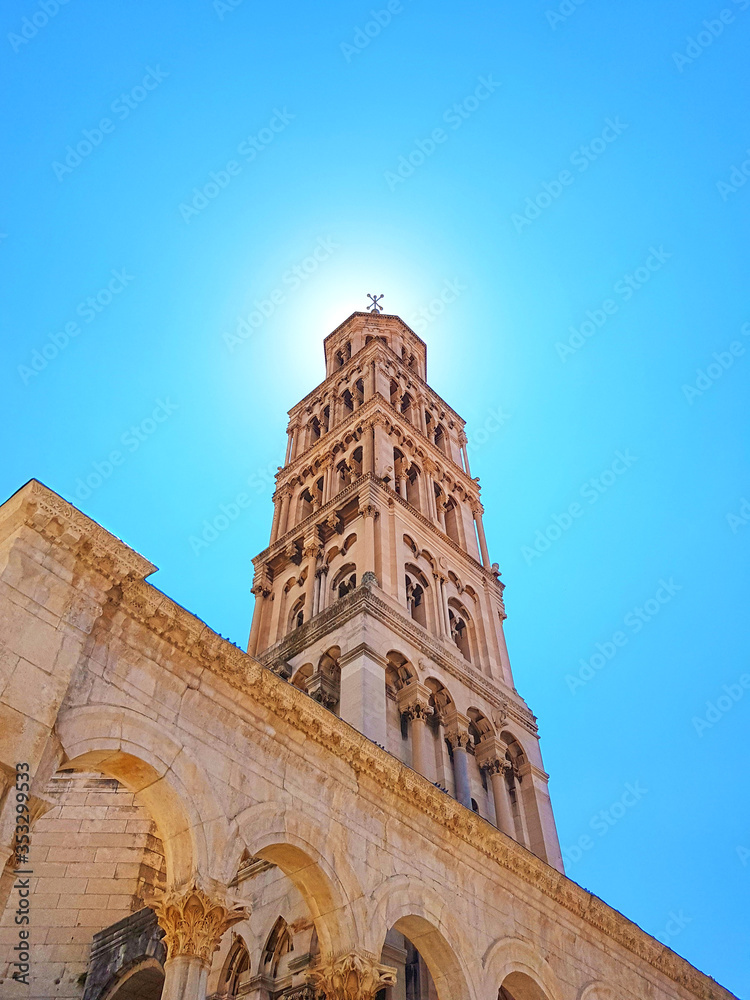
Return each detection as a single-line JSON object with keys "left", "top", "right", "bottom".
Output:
{"left": 151, "top": 884, "right": 248, "bottom": 966}
{"left": 309, "top": 950, "right": 397, "bottom": 1000}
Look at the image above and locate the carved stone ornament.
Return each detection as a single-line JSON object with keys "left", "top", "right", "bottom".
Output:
{"left": 309, "top": 950, "right": 397, "bottom": 1000}
{"left": 150, "top": 884, "right": 248, "bottom": 965}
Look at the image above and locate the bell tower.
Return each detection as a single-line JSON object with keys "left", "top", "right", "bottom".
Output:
{"left": 248, "top": 309, "right": 563, "bottom": 872}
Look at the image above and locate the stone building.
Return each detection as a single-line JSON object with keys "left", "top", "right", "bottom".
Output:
{"left": 0, "top": 310, "right": 737, "bottom": 1000}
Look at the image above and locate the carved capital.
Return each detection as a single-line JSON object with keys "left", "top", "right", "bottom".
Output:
{"left": 360, "top": 504, "right": 379, "bottom": 520}
{"left": 309, "top": 950, "right": 397, "bottom": 1000}
{"left": 397, "top": 680, "right": 432, "bottom": 722}
{"left": 150, "top": 884, "right": 248, "bottom": 966}
{"left": 484, "top": 757, "right": 512, "bottom": 777}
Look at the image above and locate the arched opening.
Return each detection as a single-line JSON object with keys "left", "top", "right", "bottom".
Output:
{"left": 290, "top": 596, "right": 305, "bottom": 631}
{"left": 350, "top": 445, "right": 363, "bottom": 478}
{"left": 400, "top": 392, "right": 413, "bottom": 422}
{"left": 444, "top": 498, "right": 461, "bottom": 545}
{"left": 500, "top": 972, "right": 551, "bottom": 1000}
{"left": 309, "top": 416, "right": 321, "bottom": 443}
{"left": 355, "top": 377, "right": 365, "bottom": 406}
{"left": 405, "top": 464, "right": 421, "bottom": 512}
{"left": 500, "top": 731, "right": 529, "bottom": 847}
{"left": 433, "top": 424, "right": 446, "bottom": 454}
{"left": 378, "top": 926, "right": 439, "bottom": 999}
{"left": 291, "top": 662, "right": 314, "bottom": 691}
{"left": 447, "top": 604, "right": 471, "bottom": 662}
{"left": 217, "top": 937, "right": 251, "bottom": 997}
{"left": 332, "top": 562, "right": 357, "bottom": 599}
{"left": 102, "top": 961, "right": 165, "bottom": 1000}
{"left": 261, "top": 916, "right": 294, "bottom": 979}
{"left": 298, "top": 487, "right": 314, "bottom": 520}
{"left": 405, "top": 565, "right": 429, "bottom": 628}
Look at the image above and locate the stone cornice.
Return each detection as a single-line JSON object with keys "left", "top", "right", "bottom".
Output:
{"left": 107, "top": 573, "right": 737, "bottom": 1000}
{"left": 257, "top": 582, "right": 534, "bottom": 734}
{"left": 0, "top": 479, "right": 156, "bottom": 583}
{"left": 323, "top": 311, "right": 427, "bottom": 352}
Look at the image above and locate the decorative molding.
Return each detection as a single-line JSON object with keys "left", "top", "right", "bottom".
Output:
{"left": 150, "top": 884, "right": 248, "bottom": 966}
{"left": 0, "top": 480, "right": 156, "bottom": 583}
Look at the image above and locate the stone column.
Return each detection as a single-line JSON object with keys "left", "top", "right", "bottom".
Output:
{"left": 444, "top": 712, "right": 473, "bottom": 809}
{"left": 473, "top": 504, "right": 491, "bottom": 567}
{"left": 277, "top": 487, "right": 292, "bottom": 538}
{"left": 285, "top": 427, "right": 295, "bottom": 464}
{"left": 362, "top": 422, "right": 375, "bottom": 475}
{"left": 372, "top": 415, "right": 391, "bottom": 479}
{"left": 397, "top": 682, "right": 433, "bottom": 781}
{"left": 475, "top": 737, "right": 514, "bottom": 837}
{"left": 360, "top": 502, "right": 378, "bottom": 578}
{"left": 152, "top": 884, "right": 248, "bottom": 1000}
{"left": 431, "top": 573, "right": 447, "bottom": 636}
{"left": 303, "top": 541, "right": 321, "bottom": 622}
{"left": 460, "top": 433, "right": 471, "bottom": 476}
{"left": 309, "top": 949, "right": 397, "bottom": 1000}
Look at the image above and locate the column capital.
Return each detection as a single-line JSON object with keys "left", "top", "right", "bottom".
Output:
{"left": 474, "top": 734, "right": 510, "bottom": 770}
{"left": 396, "top": 680, "right": 433, "bottom": 721}
{"left": 443, "top": 708, "right": 471, "bottom": 750}
{"left": 309, "top": 949, "right": 397, "bottom": 1000}
{"left": 150, "top": 883, "right": 248, "bottom": 966}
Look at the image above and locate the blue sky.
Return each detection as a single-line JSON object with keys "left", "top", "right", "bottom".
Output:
{"left": 2, "top": 0, "right": 749, "bottom": 993}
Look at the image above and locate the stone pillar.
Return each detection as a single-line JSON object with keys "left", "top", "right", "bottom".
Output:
{"left": 278, "top": 487, "right": 292, "bottom": 538}
{"left": 372, "top": 416, "right": 391, "bottom": 479}
{"left": 285, "top": 427, "right": 295, "bottom": 464}
{"left": 431, "top": 573, "right": 447, "bottom": 636}
{"left": 444, "top": 712, "right": 472, "bottom": 809}
{"left": 360, "top": 503, "right": 378, "bottom": 578}
{"left": 397, "top": 682, "right": 433, "bottom": 781}
{"left": 303, "top": 541, "right": 321, "bottom": 622}
{"left": 475, "top": 737, "right": 514, "bottom": 837}
{"left": 151, "top": 884, "right": 248, "bottom": 1000}
{"left": 473, "top": 504, "right": 491, "bottom": 567}
{"left": 338, "top": 645, "right": 388, "bottom": 746}
{"left": 309, "top": 949, "right": 397, "bottom": 1000}
{"left": 362, "top": 422, "right": 375, "bottom": 475}
{"left": 460, "top": 433, "right": 471, "bottom": 476}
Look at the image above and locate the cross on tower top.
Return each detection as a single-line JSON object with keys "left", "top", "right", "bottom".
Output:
{"left": 367, "top": 293, "right": 384, "bottom": 314}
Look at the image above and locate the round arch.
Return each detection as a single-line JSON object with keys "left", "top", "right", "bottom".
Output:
{"left": 578, "top": 984, "right": 619, "bottom": 1000}
{"left": 56, "top": 705, "right": 229, "bottom": 886}
{"left": 100, "top": 958, "right": 164, "bottom": 1000}
{"left": 230, "top": 802, "right": 362, "bottom": 960}
{"left": 481, "top": 937, "right": 563, "bottom": 1000}
{"left": 366, "top": 875, "right": 477, "bottom": 1000}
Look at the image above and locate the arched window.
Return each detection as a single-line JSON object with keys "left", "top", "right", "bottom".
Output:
{"left": 261, "top": 917, "right": 293, "bottom": 979}
{"left": 405, "top": 464, "right": 421, "bottom": 512}
{"left": 298, "top": 487, "right": 313, "bottom": 520}
{"left": 405, "top": 568, "right": 428, "bottom": 628}
{"left": 309, "top": 416, "right": 321, "bottom": 442}
{"left": 434, "top": 423, "right": 445, "bottom": 453}
{"left": 334, "top": 562, "right": 357, "bottom": 598}
{"left": 444, "top": 498, "right": 461, "bottom": 545}
{"left": 448, "top": 607, "right": 471, "bottom": 661}
{"left": 350, "top": 445, "right": 363, "bottom": 478}
{"left": 400, "top": 392, "right": 412, "bottom": 422}
{"left": 219, "top": 938, "right": 251, "bottom": 997}
{"left": 290, "top": 597, "right": 305, "bottom": 631}
{"left": 355, "top": 378, "right": 365, "bottom": 406}
{"left": 342, "top": 388, "right": 354, "bottom": 412}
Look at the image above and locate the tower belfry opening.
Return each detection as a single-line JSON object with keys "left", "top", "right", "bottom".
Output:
{"left": 248, "top": 309, "right": 562, "bottom": 869}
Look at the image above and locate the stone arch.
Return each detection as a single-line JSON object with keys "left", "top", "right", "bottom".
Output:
{"left": 578, "top": 985, "right": 619, "bottom": 1000}
{"left": 366, "top": 875, "right": 477, "bottom": 1000}
{"left": 231, "top": 802, "right": 362, "bottom": 960}
{"left": 481, "top": 936, "right": 563, "bottom": 1000}
{"left": 56, "top": 705, "right": 228, "bottom": 886}
{"left": 100, "top": 958, "right": 165, "bottom": 1000}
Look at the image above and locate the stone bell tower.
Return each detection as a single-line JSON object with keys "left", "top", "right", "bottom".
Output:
{"left": 248, "top": 309, "right": 563, "bottom": 871}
